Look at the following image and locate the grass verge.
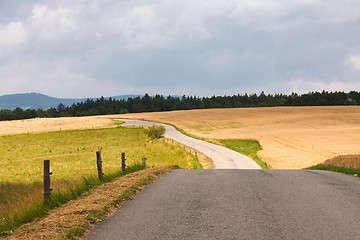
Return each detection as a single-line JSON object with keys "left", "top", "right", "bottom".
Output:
{"left": 174, "top": 127, "right": 216, "bottom": 143}
{"left": 0, "top": 164, "right": 145, "bottom": 236}
{"left": 308, "top": 164, "right": 360, "bottom": 177}
{"left": 219, "top": 139, "right": 270, "bottom": 169}
{"left": 307, "top": 154, "right": 360, "bottom": 177}
{"left": 5, "top": 167, "right": 174, "bottom": 240}
{"left": 175, "top": 126, "right": 269, "bottom": 169}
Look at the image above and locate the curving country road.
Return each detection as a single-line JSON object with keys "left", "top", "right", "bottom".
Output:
{"left": 120, "top": 119, "right": 260, "bottom": 169}
{"left": 83, "top": 119, "right": 360, "bottom": 240}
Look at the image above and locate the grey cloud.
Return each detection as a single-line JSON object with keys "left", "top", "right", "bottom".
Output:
{"left": 0, "top": 0, "right": 360, "bottom": 98}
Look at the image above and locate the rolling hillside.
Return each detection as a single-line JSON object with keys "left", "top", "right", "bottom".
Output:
{"left": 0, "top": 93, "right": 137, "bottom": 109}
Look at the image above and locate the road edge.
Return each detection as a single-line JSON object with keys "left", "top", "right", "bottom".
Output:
{"left": 4, "top": 167, "right": 175, "bottom": 240}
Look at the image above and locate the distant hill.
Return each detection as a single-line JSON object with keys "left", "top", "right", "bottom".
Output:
{"left": 0, "top": 93, "right": 138, "bottom": 110}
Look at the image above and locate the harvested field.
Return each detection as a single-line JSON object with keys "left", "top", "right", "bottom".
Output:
{"left": 0, "top": 116, "right": 113, "bottom": 136}
{"left": 1, "top": 106, "right": 359, "bottom": 169}
{"left": 115, "top": 106, "right": 360, "bottom": 169}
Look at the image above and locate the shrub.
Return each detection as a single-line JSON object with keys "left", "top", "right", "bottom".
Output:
{"left": 147, "top": 125, "right": 165, "bottom": 139}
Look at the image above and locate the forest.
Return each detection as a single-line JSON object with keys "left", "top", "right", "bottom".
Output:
{"left": 0, "top": 91, "right": 359, "bottom": 121}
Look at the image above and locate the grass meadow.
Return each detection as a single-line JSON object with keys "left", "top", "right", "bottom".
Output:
{"left": 218, "top": 139, "right": 269, "bottom": 169}
{"left": 0, "top": 126, "right": 199, "bottom": 233}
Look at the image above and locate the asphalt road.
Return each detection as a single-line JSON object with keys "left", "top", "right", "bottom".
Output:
{"left": 120, "top": 119, "right": 260, "bottom": 169}
{"left": 84, "top": 170, "right": 360, "bottom": 240}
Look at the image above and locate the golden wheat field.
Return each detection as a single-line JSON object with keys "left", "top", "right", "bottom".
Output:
{"left": 0, "top": 116, "right": 114, "bottom": 136}
{"left": 116, "top": 106, "right": 360, "bottom": 169}
{"left": 1, "top": 106, "right": 359, "bottom": 169}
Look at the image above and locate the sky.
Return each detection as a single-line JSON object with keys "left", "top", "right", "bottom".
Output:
{"left": 0, "top": 0, "right": 360, "bottom": 98}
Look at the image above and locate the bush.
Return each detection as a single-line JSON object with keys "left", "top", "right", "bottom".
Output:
{"left": 147, "top": 125, "right": 165, "bottom": 139}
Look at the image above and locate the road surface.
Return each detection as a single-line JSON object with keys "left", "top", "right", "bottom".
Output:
{"left": 120, "top": 119, "right": 260, "bottom": 169}
{"left": 84, "top": 169, "right": 360, "bottom": 240}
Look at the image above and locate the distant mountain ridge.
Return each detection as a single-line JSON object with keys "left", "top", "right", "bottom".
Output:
{"left": 0, "top": 93, "right": 138, "bottom": 110}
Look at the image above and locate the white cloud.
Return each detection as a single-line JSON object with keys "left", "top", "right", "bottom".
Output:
{"left": 0, "top": 58, "right": 90, "bottom": 96}
{"left": 117, "top": 4, "right": 171, "bottom": 50}
{"left": 228, "top": 0, "right": 360, "bottom": 31}
{"left": 348, "top": 55, "right": 360, "bottom": 70}
{"left": 28, "top": 4, "right": 77, "bottom": 42}
{"left": 0, "top": 21, "right": 26, "bottom": 49}
{"left": 315, "top": 0, "right": 360, "bottom": 24}
{"left": 1, "top": 0, "right": 360, "bottom": 97}
{"left": 286, "top": 79, "right": 360, "bottom": 94}
{"left": 32, "top": 5, "right": 48, "bottom": 20}
{"left": 0, "top": 55, "right": 139, "bottom": 98}
{"left": 202, "top": 51, "right": 267, "bottom": 73}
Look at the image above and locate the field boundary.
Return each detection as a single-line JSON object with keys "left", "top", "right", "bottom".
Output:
{"left": 3, "top": 167, "right": 174, "bottom": 240}
{"left": 0, "top": 163, "right": 146, "bottom": 236}
{"left": 308, "top": 164, "right": 360, "bottom": 177}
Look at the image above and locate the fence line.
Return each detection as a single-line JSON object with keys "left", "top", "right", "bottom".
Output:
{"left": 43, "top": 151, "right": 146, "bottom": 204}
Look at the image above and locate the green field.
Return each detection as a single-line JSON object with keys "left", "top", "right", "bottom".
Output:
{"left": 218, "top": 139, "right": 270, "bottom": 169}
{"left": 0, "top": 126, "right": 200, "bottom": 232}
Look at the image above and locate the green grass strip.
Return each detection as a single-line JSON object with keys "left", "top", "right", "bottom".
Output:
{"left": 308, "top": 164, "right": 360, "bottom": 177}
{"left": 219, "top": 139, "right": 270, "bottom": 169}
{"left": 0, "top": 164, "right": 145, "bottom": 236}
{"left": 174, "top": 126, "right": 269, "bottom": 169}
{"left": 174, "top": 127, "right": 215, "bottom": 143}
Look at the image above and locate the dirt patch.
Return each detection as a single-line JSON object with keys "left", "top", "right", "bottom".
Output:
{"left": 323, "top": 155, "right": 360, "bottom": 169}
{"left": 4, "top": 167, "right": 173, "bottom": 240}
{"left": 114, "top": 106, "right": 360, "bottom": 169}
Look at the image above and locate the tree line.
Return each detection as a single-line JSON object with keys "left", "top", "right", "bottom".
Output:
{"left": 0, "top": 91, "right": 358, "bottom": 121}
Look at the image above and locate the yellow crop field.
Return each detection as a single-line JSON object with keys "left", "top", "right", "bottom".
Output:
{"left": 0, "top": 116, "right": 113, "bottom": 136}
{"left": 1, "top": 106, "right": 359, "bottom": 169}
{"left": 116, "top": 106, "right": 360, "bottom": 169}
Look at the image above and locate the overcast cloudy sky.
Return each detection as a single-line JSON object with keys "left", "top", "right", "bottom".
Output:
{"left": 0, "top": 0, "right": 360, "bottom": 98}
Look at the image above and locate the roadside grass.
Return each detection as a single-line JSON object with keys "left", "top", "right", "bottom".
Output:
{"left": 308, "top": 164, "right": 360, "bottom": 177}
{"left": 61, "top": 167, "right": 173, "bottom": 240}
{"left": 0, "top": 127, "right": 199, "bottom": 234}
{"left": 218, "top": 139, "right": 270, "bottom": 169}
{"left": 174, "top": 126, "right": 216, "bottom": 144}
{"left": 321, "top": 154, "right": 360, "bottom": 169}
{"left": 308, "top": 154, "right": 360, "bottom": 177}
{"left": 0, "top": 164, "right": 145, "bottom": 235}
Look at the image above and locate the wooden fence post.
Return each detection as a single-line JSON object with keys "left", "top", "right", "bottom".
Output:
{"left": 96, "top": 151, "right": 104, "bottom": 180}
{"left": 142, "top": 157, "right": 147, "bottom": 167}
{"left": 121, "top": 152, "right": 126, "bottom": 171}
{"left": 44, "top": 160, "right": 52, "bottom": 204}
